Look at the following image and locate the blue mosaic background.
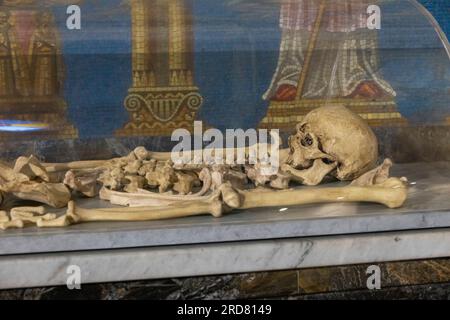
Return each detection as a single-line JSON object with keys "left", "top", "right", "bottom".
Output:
{"left": 420, "top": 0, "right": 450, "bottom": 36}
{"left": 50, "top": 0, "right": 450, "bottom": 138}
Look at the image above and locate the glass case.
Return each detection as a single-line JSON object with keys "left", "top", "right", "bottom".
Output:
{"left": 0, "top": 0, "right": 447, "bottom": 154}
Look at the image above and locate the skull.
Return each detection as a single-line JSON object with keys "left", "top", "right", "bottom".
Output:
{"left": 286, "top": 105, "right": 378, "bottom": 184}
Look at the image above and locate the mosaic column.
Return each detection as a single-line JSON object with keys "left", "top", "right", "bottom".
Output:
{"left": 168, "top": 0, "right": 193, "bottom": 87}
{"left": 117, "top": 0, "right": 203, "bottom": 137}
{"left": 131, "top": 0, "right": 155, "bottom": 88}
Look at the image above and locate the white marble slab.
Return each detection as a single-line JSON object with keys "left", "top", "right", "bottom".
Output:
{"left": 1, "top": 162, "right": 450, "bottom": 255}
{"left": 1, "top": 228, "right": 449, "bottom": 290}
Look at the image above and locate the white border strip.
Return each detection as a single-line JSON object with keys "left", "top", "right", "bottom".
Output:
{"left": 1, "top": 229, "right": 449, "bottom": 290}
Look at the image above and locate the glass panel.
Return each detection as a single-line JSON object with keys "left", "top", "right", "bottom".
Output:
{"left": 0, "top": 0, "right": 448, "bottom": 232}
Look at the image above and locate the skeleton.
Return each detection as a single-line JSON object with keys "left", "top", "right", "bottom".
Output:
{"left": 0, "top": 105, "right": 409, "bottom": 230}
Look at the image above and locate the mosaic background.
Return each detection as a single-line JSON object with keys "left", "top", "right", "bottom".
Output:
{"left": 44, "top": 0, "right": 450, "bottom": 138}
{"left": 0, "top": 0, "right": 447, "bottom": 166}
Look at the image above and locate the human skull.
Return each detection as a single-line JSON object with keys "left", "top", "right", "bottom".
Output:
{"left": 287, "top": 105, "right": 378, "bottom": 183}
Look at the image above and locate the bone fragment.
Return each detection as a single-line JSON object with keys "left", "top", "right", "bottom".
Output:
{"left": 64, "top": 169, "right": 101, "bottom": 197}
{"left": 14, "top": 155, "right": 50, "bottom": 182}
{"left": 351, "top": 158, "right": 396, "bottom": 187}
{"left": 282, "top": 159, "right": 338, "bottom": 186}
{"left": 0, "top": 211, "right": 8, "bottom": 223}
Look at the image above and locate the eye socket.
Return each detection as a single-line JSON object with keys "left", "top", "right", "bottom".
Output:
{"left": 301, "top": 134, "right": 314, "bottom": 147}
{"left": 296, "top": 123, "right": 307, "bottom": 133}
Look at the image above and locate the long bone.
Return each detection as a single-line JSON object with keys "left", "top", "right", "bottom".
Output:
{"left": 99, "top": 187, "right": 212, "bottom": 207}
{"left": 27, "top": 177, "right": 408, "bottom": 229}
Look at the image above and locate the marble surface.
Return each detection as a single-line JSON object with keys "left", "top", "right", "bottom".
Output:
{"left": 1, "top": 162, "right": 450, "bottom": 255}
{"left": 1, "top": 228, "right": 449, "bottom": 289}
